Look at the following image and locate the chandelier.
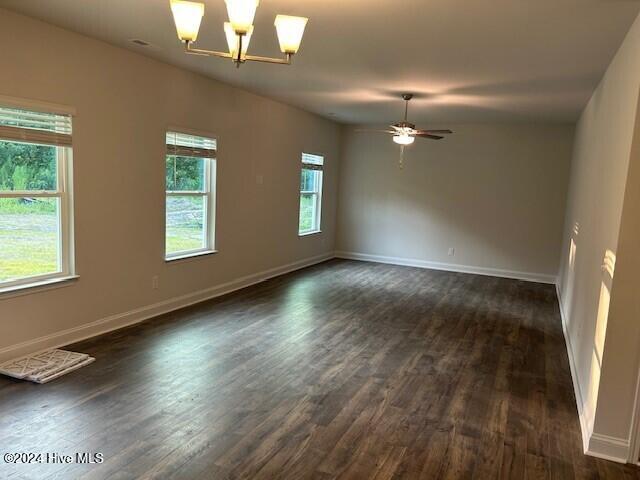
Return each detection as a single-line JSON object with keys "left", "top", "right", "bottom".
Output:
{"left": 170, "top": 0, "right": 308, "bottom": 67}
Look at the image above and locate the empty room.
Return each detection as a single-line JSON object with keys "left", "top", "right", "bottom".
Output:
{"left": 1, "top": 1, "right": 640, "bottom": 479}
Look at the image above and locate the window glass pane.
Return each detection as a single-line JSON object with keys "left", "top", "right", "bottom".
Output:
{"left": 300, "top": 168, "right": 318, "bottom": 192}
{"left": 166, "top": 195, "right": 206, "bottom": 255}
{"left": 0, "top": 141, "right": 58, "bottom": 191}
{"left": 166, "top": 156, "right": 205, "bottom": 192}
{"left": 299, "top": 193, "right": 316, "bottom": 233}
{"left": 0, "top": 197, "right": 60, "bottom": 282}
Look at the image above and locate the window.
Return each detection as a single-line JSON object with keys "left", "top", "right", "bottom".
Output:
{"left": 0, "top": 105, "right": 74, "bottom": 290}
{"left": 165, "top": 131, "right": 217, "bottom": 260}
{"left": 299, "top": 153, "right": 323, "bottom": 235}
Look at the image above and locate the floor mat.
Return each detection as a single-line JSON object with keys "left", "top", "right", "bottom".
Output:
{"left": 0, "top": 349, "right": 95, "bottom": 383}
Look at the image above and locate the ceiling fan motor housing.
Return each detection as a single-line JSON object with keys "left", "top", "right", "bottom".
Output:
{"left": 394, "top": 122, "right": 416, "bottom": 130}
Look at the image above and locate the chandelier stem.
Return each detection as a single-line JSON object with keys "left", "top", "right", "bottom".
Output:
{"left": 237, "top": 33, "right": 243, "bottom": 64}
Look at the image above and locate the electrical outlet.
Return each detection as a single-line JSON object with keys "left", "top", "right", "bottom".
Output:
{"left": 152, "top": 275, "right": 159, "bottom": 290}
{"left": 448, "top": 247, "right": 455, "bottom": 256}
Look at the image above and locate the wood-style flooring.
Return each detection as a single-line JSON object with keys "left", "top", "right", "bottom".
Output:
{"left": 1, "top": 259, "right": 639, "bottom": 479}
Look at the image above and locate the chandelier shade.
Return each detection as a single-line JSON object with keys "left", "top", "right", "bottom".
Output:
{"left": 274, "top": 15, "right": 308, "bottom": 54}
{"left": 225, "top": 0, "right": 259, "bottom": 35}
{"left": 170, "top": 0, "right": 205, "bottom": 42}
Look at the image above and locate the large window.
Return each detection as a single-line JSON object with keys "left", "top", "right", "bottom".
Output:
{"left": 165, "top": 131, "right": 217, "bottom": 260}
{"left": 298, "top": 153, "right": 324, "bottom": 235}
{"left": 0, "top": 105, "right": 74, "bottom": 290}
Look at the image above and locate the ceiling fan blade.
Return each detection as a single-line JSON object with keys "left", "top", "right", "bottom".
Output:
{"left": 390, "top": 124, "right": 403, "bottom": 131}
{"left": 415, "top": 133, "right": 444, "bottom": 140}
{"left": 415, "top": 129, "right": 453, "bottom": 134}
{"left": 354, "top": 129, "right": 395, "bottom": 134}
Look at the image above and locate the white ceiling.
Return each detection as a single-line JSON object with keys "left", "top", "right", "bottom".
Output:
{"left": 3, "top": 0, "right": 640, "bottom": 124}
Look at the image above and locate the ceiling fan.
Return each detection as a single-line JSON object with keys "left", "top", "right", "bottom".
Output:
{"left": 359, "top": 93, "right": 453, "bottom": 167}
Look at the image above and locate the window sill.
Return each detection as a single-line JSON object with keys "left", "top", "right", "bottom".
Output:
{"left": 165, "top": 249, "right": 218, "bottom": 264}
{"left": 299, "top": 230, "right": 322, "bottom": 237}
{"left": 0, "top": 275, "right": 79, "bottom": 300}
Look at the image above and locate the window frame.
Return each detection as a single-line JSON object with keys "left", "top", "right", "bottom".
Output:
{"left": 298, "top": 153, "right": 324, "bottom": 236}
{"left": 164, "top": 130, "right": 217, "bottom": 261}
{"left": 0, "top": 105, "right": 75, "bottom": 292}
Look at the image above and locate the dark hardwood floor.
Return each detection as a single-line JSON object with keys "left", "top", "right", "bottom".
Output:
{"left": 1, "top": 259, "right": 639, "bottom": 479}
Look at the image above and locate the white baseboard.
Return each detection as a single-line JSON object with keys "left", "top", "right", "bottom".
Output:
{"left": 0, "top": 253, "right": 334, "bottom": 363}
{"left": 556, "top": 283, "right": 592, "bottom": 453}
{"left": 335, "top": 251, "right": 557, "bottom": 284}
{"left": 587, "top": 433, "right": 630, "bottom": 463}
{"left": 555, "top": 283, "right": 630, "bottom": 464}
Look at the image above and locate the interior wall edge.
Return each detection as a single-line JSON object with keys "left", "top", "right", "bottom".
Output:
{"left": 0, "top": 252, "right": 334, "bottom": 364}
{"left": 335, "top": 251, "right": 557, "bottom": 284}
{"left": 554, "top": 10, "right": 640, "bottom": 452}
{"left": 556, "top": 283, "right": 631, "bottom": 464}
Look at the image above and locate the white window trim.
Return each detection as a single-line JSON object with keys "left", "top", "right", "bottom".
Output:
{"left": 298, "top": 153, "right": 324, "bottom": 236}
{"left": 0, "top": 274, "right": 79, "bottom": 299}
{"left": 165, "top": 249, "right": 218, "bottom": 263}
{"left": 0, "top": 118, "right": 75, "bottom": 292}
{"left": 164, "top": 131, "right": 217, "bottom": 261}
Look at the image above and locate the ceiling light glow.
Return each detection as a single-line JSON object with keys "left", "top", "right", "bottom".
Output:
{"left": 393, "top": 134, "right": 415, "bottom": 145}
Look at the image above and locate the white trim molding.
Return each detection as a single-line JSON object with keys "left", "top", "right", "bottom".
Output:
{"left": 335, "top": 251, "right": 557, "bottom": 284}
{"left": 555, "top": 283, "right": 631, "bottom": 464}
{"left": 628, "top": 357, "right": 640, "bottom": 464}
{"left": 0, "top": 253, "right": 333, "bottom": 364}
{"left": 556, "top": 283, "right": 592, "bottom": 453}
{"left": 587, "top": 433, "right": 631, "bottom": 464}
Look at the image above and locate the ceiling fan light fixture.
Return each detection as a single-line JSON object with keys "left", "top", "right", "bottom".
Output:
{"left": 274, "top": 15, "right": 308, "bottom": 54}
{"left": 224, "top": 22, "right": 253, "bottom": 59}
{"left": 393, "top": 134, "right": 415, "bottom": 145}
{"left": 170, "top": 0, "right": 205, "bottom": 42}
{"left": 225, "top": 0, "right": 259, "bottom": 35}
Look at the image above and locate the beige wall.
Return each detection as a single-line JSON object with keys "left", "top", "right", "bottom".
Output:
{"left": 0, "top": 10, "right": 340, "bottom": 355}
{"left": 336, "top": 124, "right": 573, "bottom": 280}
{"left": 557, "top": 12, "right": 640, "bottom": 454}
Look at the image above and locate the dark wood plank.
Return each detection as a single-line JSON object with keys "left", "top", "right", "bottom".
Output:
{"left": 0, "top": 259, "right": 638, "bottom": 479}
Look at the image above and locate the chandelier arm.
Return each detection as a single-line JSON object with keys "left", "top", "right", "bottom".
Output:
{"left": 243, "top": 53, "right": 293, "bottom": 65}
{"left": 184, "top": 41, "right": 291, "bottom": 65}
{"left": 184, "top": 41, "right": 232, "bottom": 59}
